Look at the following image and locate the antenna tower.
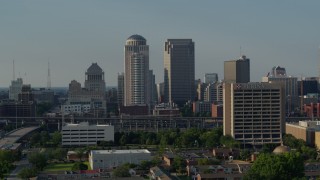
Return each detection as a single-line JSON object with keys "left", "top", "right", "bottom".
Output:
{"left": 47, "top": 61, "right": 51, "bottom": 89}
{"left": 13, "top": 59, "right": 15, "bottom": 80}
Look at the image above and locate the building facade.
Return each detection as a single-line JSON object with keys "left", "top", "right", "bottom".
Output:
{"left": 61, "top": 122, "right": 114, "bottom": 146}
{"left": 9, "top": 78, "right": 23, "bottom": 101}
{"left": 223, "top": 82, "right": 285, "bottom": 145}
{"left": 224, "top": 55, "right": 250, "bottom": 83}
{"left": 124, "top": 35, "right": 150, "bottom": 106}
{"left": 204, "top": 73, "right": 218, "bottom": 84}
{"left": 117, "top": 73, "right": 124, "bottom": 107}
{"left": 164, "top": 39, "right": 195, "bottom": 106}
{"left": 89, "top": 149, "right": 151, "bottom": 169}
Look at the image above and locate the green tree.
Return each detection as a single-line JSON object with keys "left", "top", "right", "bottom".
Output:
{"left": 0, "top": 161, "right": 13, "bottom": 179}
{"left": 30, "top": 132, "right": 41, "bottom": 146}
{"left": 18, "top": 167, "right": 38, "bottom": 179}
{"left": 51, "top": 131, "right": 62, "bottom": 146}
{"left": 172, "top": 156, "right": 186, "bottom": 173}
{"left": 244, "top": 152, "right": 304, "bottom": 180}
{"left": 36, "top": 102, "right": 52, "bottom": 116}
{"left": 120, "top": 134, "right": 127, "bottom": 146}
{"left": 113, "top": 165, "right": 131, "bottom": 177}
{"left": 28, "top": 153, "right": 47, "bottom": 170}
{"left": 71, "top": 162, "right": 88, "bottom": 171}
{"left": 53, "top": 148, "right": 67, "bottom": 161}
{"left": 75, "top": 148, "right": 85, "bottom": 161}
{"left": 40, "top": 131, "right": 50, "bottom": 146}
{"left": 220, "top": 135, "right": 240, "bottom": 148}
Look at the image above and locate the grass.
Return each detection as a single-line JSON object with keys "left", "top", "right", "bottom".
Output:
{"left": 43, "top": 161, "right": 92, "bottom": 172}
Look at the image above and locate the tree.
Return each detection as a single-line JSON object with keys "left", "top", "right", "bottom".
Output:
{"left": 244, "top": 152, "right": 304, "bottom": 180}
{"left": 51, "top": 131, "right": 62, "bottom": 146}
{"left": 75, "top": 148, "right": 85, "bottom": 161}
{"left": 18, "top": 167, "right": 38, "bottom": 179}
{"left": 30, "top": 132, "right": 41, "bottom": 146}
{"left": 28, "top": 153, "right": 47, "bottom": 170}
{"left": 36, "top": 102, "right": 52, "bottom": 116}
{"left": 0, "top": 161, "right": 13, "bottom": 179}
{"left": 120, "top": 134, "right": 127, "bottom": 146}
{"left": 52, "top": 148, "right": 67, "bottom": 161}
{"left": 172, "top": 156, "right": 186, "bottom": 173}
{"left": 72, "top": 162, "right": 88, "bottom": 171}
{"left": 40, "top": 131, "right": 50, "bottom": 146}
{"left": 113, "top": 165, "right": 131, "bottom": 177}
{"left": 219, "top": 135, "right": 240, "bottom": 148}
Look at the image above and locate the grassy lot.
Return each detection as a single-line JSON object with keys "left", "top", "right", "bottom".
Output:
{"left": 44, "top": 161, "right": 91, "bottom": 172}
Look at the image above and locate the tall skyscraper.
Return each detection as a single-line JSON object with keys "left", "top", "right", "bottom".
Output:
{"left": 164, "top": 39, "right": 195, "bottom": 106}
{"left": 224, "top": 55, "right": 250, "bottom": 83}
{"left": 204, "top": 73, "right": 218, "bottom": 84}
{"left": 223, "top": 82, "right": 285, "bottom": 145}
{"left": 124, "top": 35, "right": 150, "bottom": 106}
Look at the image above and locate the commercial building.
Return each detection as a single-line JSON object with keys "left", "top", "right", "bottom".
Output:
{"left": 286, "top": 121, "right": 319, "bottom": 146}
{"left": 164, "top": 39, "right": 195, "bottom": 106}
{"left": 192, "top": 101, "right": 212, "bottom": 114}
{"left": 117, "top": 72, "right": 124, "bottom": 107}
{"left": 223, "top": 82, "right": 285, "bottom": 145}
{"left": 224, "top": 55, "right": 250, "bottom": 83}
{"left": 124, "top": 35, "right": 151, "bottom": 106}
{"left": 61, "top": 104, "right": 91, "bottom": 115}
{"left": 61, "top": 122, "right": 114, "bottom": 146}
{"left": 89, "top": 149, "right": 151, "bottom": 170}
{"left": 262, "top": 74, "right": 298, "bottom": 114}
{"left": 32, "top": 88, "right": 55, "bottom": 104}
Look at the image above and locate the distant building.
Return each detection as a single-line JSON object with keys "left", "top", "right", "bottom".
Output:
{"left": 204, "top": 73, "right": 218, "bottom": 84}
{"left": 164, "top": 39, "right": 195, "bottom": 106}
{"left": 223, "top": 82, "right": 285, "bottom": 145}
{"left": 224, "top": 55, "right": 250, "bottom": 83}
{"left": 61, "top": 122, "right": 114, "bottom": 146}
{"left": 157, "top": 82, "right": 165, "bottom": 103}
{"left": 262, "top": 75, "right": 298, "bottom": 113}
{"left": 61, "top": 104, "right": 91, "bottom": 115}
{"left": 66, "top": 63, "right": 107, "bottom": 117}
{"left": 89, "top": 149, "right": 151, "bottom": 169}
{"left": 119, "top": 105, "right": 149, "bottom": 116}
{"left": 153, "top": 103, "right": 180, "bottom": 116}
{"left": 32, "top": 88, "right": 54, "bottom": 104}
{"left": 117, "top": 72, "right": 124, "bottom": 107}
{"left": 9, "top": 78, "right": 23, "bottom": 101}
{"left": 269, "top": 66, "right": 287, "bottom": 77}
{"left": 192, "top": 101, "right": 211, "bottom": 114}
{"left": 286, "top": 121, "right": 319, "bottom": 146}
{"left": 124, "top": 35, "right": 151, "bottom": 106}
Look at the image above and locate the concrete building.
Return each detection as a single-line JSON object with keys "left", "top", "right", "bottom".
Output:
{"left": 224, "top": 55, "right": 250, "bottom": 83}
{"left": 192, "top": 101, "right": 211, "bottom": 114}
{"left": 61, "top": 104, "right": 91, "bottom": 115}
{"left": 223, "top": 82, "right": 285, "bottom": 145}
{"left": 262, "top": 75, "right": 298, "bottom": 113}
{"left": 61, "top": 122, "right": 114, "bottom": 146}
{"left": 286, "top": 121, "right": 319, "bottom": 146}
{"left": 32, "top": 88, "right": 55, "bottom": 104}
{"left": 9, "top": 78, "right": 23, "bottom": 101}
{"left": 124, "top": 35, "right": 150, "bottom": 106}
{"left": 89, "top": 149, "right": 151, "bottom": 169}
{"left": 157, "top": 82, "right": 165, "bottom": 103}
{"left": 269, "top": 66, "right": 287, "bottom": 77}
{"left": 204, "top": 73, "right": 218, "bottom": 84}
{"left": 153, "top": 103, "right": 180, "bottom": 116}
{"left": 164, "top": 39, "right": 195, "bottom": 106}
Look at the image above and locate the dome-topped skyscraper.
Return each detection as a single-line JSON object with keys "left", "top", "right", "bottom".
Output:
{"left": 124, "top": 35, "right": 150, "bottom": 106}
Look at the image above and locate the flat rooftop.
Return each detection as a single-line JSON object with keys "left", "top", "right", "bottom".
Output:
{"left": 91, "top": 149, "right": 150, "bottom": 155}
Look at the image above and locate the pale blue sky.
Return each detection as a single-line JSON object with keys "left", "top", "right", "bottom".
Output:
{"left": 0, "top": 0, "right": 319, "bottom": 87}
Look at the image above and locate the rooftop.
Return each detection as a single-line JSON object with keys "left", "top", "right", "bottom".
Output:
{"left": 91, "top": 149, "right": 150, "bottom": 155}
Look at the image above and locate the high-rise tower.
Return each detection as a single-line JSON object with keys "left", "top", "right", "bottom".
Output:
{"left": 164, "top": 39, "right": 195, "bottom": 106}
{"left": 124, "top": 35, "right": 150, "bottom": 106}
{"left": 224, "top": 55, "right": 250, "bottom": 83}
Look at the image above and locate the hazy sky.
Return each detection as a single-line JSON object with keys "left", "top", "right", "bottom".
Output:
{"left": 0, "top": 0, "right": 319, "bottom": 87}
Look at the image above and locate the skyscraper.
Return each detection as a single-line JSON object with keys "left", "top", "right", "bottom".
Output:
{"left": 224, "top": 55, "right": 250, "bottom": 83}
{"left": 124, "top": 35, "right": 150, "bottom": 106}
{"left": 164, "top": 39, "right": 195, "bottom": 106}
{"left": 117, "top": 72, "right": 124, "bottom": 107}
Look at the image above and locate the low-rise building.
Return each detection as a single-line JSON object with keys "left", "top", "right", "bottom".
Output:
{"left": 89, "top": 149, "right": 152, "bottom": 170}
{"left": 286, "top": 121, "right": 320, "bottom": 146}
{"left": 62, "top": 122, "right": 114, "bottom": 146}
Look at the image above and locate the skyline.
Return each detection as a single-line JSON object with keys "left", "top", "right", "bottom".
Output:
{"left": 0, "top": 0, "right": 320, "bottom": 87}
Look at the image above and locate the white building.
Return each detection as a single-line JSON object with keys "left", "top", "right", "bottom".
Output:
{"left": 61, "top": 104, "right": 91, "bottom": 115}
{"left": 89, "top": 149, "right": 152, "bottom": 170}
{"left": 62, "top": 122, "right": 114, "bottom": 146}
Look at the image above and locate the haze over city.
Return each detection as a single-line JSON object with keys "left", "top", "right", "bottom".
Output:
{"left": 0, "top": 0, "right": 319, "bottom": 87}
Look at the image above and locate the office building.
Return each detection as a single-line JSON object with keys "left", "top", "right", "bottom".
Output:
{"left": 204, "top": 73, "right": 218, "bottom": 84}
{"left": 9, "top": 78, "right": 23, "bottom": 101}
{"left": 61, "top": 122, "right": 114, "bottom": 146}
{"left": 286, "top": 121, "right": 319, "bottom": 146}
{"left": 89, "top": 149, "right": 151, "bottom": 169}
{"left": 223, "top": 82, "right": 285, "bottom": 145}
{"left": 262, "top": 75, "right": 298, "bottom": 113}
{"left": 124, "top": 34, "right": 150, "bottom": 106}
{"left": 32, "top": 88, "right": 55, "bottom": 104}
{"left": 269, "top": 66, "right": 287, "bottom": 77}
{"left": 164, "top": 39, "right": 195, "bottom": 106}
{"left": 224, "top": 55, "right": 250, "bottom": 83}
